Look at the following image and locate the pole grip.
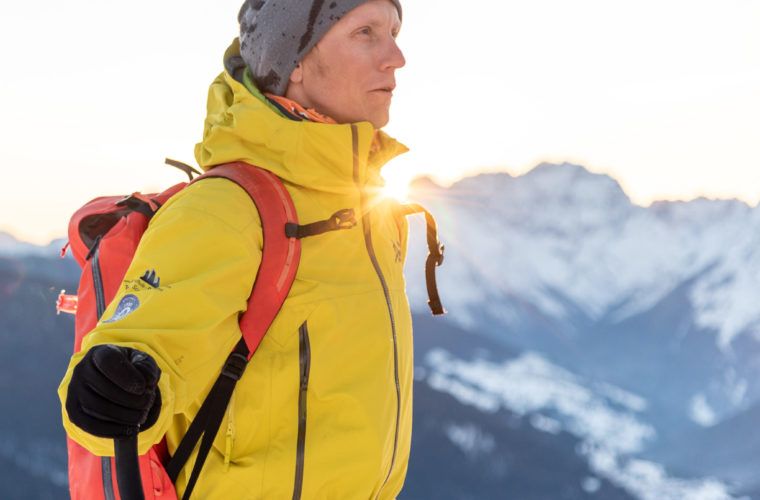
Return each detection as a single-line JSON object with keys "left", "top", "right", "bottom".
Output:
{"left": 114, "top": 436, "right": 145, "bottom": 500}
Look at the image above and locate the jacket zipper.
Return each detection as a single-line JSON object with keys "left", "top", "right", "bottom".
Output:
{"left": 350, "top": 125, "right": 401, "bottom": 499}
{"left": 223, "top": 390, "right": 237, "bottom": 471}
{"left": 91, "top": 243, "right": 107, "bottom": 319}
{"left": 292, "top": 321, "right": 311, "bottom": 500}
{"left": 101, "top": 457, "right": 116, "bottom": 500}
{"left": 90, "top": 241, "right": 114, "bottom": 500}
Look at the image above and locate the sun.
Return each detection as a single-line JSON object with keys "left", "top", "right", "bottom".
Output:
{"left": 381, "top": 173, "right": 411, "bottom": 201}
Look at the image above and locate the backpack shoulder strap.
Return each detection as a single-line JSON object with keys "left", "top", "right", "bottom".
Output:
{"left": 193, "top": 161, "right": 301, "bottom": 359}
{"left": 165, "top": 162, "right": 300, "bottom": 497}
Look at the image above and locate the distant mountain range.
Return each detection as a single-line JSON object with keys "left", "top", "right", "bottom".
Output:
{"left": 0, "top": 249, "right": 78, "bottom": 499}
{"left": 0, "top": 232, "right": 66, "bottom": 258}
{"left": 403, "top": 162, "right": 760, "bottom": 499}
{"left": 407, "top": 162, "right": 760, "bottom": 350}
{"left": 2, "top": 162, "right": 759, "bottom": 499}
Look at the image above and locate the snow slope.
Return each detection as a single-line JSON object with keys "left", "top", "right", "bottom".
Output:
{"left": 421, "top": 347, "right": 743, "bottom": 500}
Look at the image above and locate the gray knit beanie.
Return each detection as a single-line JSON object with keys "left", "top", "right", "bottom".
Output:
{"left": 239, "top": 0, "right": 402, "bottom": 96}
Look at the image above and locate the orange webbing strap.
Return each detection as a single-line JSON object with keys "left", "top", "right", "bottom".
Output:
{"left": 195, "top": 162, "right": 301, "bottom": 359}
{"left": 400, "top": 203, "right": 446, "bottom": 316}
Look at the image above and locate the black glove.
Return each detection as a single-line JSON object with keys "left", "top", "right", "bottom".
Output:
{"left": 66, "top": 344, "right": 162, "bottom": 439}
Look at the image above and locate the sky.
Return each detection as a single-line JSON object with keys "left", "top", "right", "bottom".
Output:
{"left": 1, "top": 0, "right": 759, "bottom": 244}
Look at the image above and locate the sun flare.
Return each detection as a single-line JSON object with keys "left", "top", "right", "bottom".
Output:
{"left": 381, "top": 174, "right": 411, "bottom": 202}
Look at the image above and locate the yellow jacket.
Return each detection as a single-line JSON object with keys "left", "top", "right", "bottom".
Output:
{"left": 59, "top": 43, "right": 414, "bottom": 499}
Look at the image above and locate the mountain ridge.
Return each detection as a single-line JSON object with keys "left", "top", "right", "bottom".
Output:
{"left": 406, "top": 162, "right": 760, "bottom": 349}
{"left": 0, "top": 231, "right": 66, "bottom": 258}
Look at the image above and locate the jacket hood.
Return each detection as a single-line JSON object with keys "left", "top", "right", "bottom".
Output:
{"left": 194, "top": 40, "right": 409, "bottom": 194}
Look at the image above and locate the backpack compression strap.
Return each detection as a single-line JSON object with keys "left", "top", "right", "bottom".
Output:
{"left": 165, "top": 162, "right": 300, "bottom": 499}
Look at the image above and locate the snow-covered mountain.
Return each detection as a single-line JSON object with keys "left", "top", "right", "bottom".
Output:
{"left": 403, "top": 163, "right": 760, "bottom": 499}
{"left": 407, "top": 163, "right": 760, "bottom": 350}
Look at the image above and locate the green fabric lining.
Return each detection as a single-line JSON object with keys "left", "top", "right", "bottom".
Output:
{"left": 242, "top": 67, "right": 288, "bottom": 119}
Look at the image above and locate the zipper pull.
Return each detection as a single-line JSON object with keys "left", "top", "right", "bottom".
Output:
{"left": 223, "top": 395, "right": 236, "bottom": 472}
{"left": 223, "top": 427, "right": 233, "bottom": 472}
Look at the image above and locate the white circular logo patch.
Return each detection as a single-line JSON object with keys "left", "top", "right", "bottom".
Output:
{"left": 103, "top": 294, "right": 140, "bottom": 324}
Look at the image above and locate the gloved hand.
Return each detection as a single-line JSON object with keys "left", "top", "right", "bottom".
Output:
{"left": 66, "top": 344, "right": 162, "bottom": 439}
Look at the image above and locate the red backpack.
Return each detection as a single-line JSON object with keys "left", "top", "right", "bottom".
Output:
{"left": 57, "top": 160, "right": 303, "bottom": 500}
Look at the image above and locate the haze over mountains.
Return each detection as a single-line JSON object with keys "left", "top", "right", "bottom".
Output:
{"left": 2, "top": 162, "right": 759, "bottom": 499}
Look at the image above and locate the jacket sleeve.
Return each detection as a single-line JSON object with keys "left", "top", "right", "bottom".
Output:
{"left": 58, "top": 178, "right": 263, "bottom": 456}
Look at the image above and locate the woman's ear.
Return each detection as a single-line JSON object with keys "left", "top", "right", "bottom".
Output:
{"left": 289, "top": 63, "right": 304, "bottom": 85}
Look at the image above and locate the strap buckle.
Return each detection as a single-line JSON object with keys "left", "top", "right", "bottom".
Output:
{"left": 329, "top": 209, "right": 357, "bottom": 230}
{"left": 221, "top": 352, "right": 248, "bottom": 381}
{"left": 116, "top": 193, "right": 161, "bottom": 217}
{"left": 431, "top": 243, "right": 445, "bottom": 266}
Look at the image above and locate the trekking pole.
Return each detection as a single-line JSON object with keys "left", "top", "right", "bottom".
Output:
{"left": 114, "top": 435, "right": 145, "bottom": 500}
